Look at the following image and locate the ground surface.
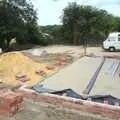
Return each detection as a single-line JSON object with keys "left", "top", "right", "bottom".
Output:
{"left": 0, "top": 45, "right": 120, "bottom": 120}
{"left": 24, "top": 45, "right": 102, "bottom": 59}
{"left": 41, "top": 56, "right": 102, "bottom": 94}
{"left": 0, "top": 99, "right": 112, "bottom": 120}
{"left": 91, "top": 58, "right": 120, "bottom": 98}
{"left": 24, "top": 45, "right": 120, "bottom": 59}
{"left": 23, "top": 45, "right": 120, "bottom": 96}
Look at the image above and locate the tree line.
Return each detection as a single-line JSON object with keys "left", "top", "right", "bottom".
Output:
{"left": 0, "top": 1, "right": 120, "bottom": 51}
{"left": 0, "top": 0, "right": 45, "bottom": 51}
{"left": 41, "top": 2, "right": 120, "bottom": 46}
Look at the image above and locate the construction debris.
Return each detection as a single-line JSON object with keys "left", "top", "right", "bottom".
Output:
{"left": 0, "top": 88, "right": 23, "bottom": 116}
{"left": 31, "top": 49, "right": 48, "bottom": 56}
{"left": 0, "top": 52, "right": 57, "bottom": 87}
{"left": 16, "top": 74, "right": 30, "bottom": 83}
{"left": 35, "top": 70, "right": 46, "bottom": 76}
{"left": 46, "top": 65, "right": 55, "bottom": 70}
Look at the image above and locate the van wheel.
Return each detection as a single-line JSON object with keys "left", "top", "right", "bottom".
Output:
{"left": 109, "top": 47, "right": 115, "bottom": 52}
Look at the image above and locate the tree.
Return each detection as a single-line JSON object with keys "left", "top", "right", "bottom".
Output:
{"left": 114, "top": 17, "right": 120, "bottom": 32}
{"left": 62, "top": 2, "right": 120, "bottom": 47}
{"left": 62, "top": 2, "right": 80, "bottom": 44}
{"left": 40, "top": 25, "right": 64, "bottom": 44}
{"left": 0, "top": 0, "right": 40, "bottom": 51}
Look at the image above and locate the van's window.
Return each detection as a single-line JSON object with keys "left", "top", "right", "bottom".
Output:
{"left": 118, "top": 34, "right": 120, "bottom": 41}
{"left": 108, "top": 36, "right": 116, "bottom": 41}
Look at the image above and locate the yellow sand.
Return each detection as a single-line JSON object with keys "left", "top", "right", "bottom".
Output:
{"left": 0, "top": 52, "right": 57, "bottom": 87}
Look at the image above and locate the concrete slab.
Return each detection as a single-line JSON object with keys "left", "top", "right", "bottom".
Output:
{"left": 91, "top": 58, "right": 120, "bottom": 98}
{"left": 41, "top": 57, "right": 102, "bottom": 94}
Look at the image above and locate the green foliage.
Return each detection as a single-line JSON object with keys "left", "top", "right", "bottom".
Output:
{"left": 40, "top": 25, "right": 64, "bottom": 44}
{"left": 0, "top": 0, "right": 41, "bottom": 51}
{"left": 62, "top": 2, "right": 120, "bottom": 45}
{"left": 1, "top": 0, "right": 120, "bottom": 48}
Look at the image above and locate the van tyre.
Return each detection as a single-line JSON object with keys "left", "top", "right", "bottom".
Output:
{"left": 109, "top": 47, "right": 115, "bottom": 52}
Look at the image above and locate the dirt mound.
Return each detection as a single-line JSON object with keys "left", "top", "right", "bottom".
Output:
{"left": 0, "top": 52, "right": 57, "bottom": 87}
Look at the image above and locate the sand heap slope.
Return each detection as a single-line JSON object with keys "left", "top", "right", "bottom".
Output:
{"left": 0, "top": 52, "right": 57, "bottom": 87}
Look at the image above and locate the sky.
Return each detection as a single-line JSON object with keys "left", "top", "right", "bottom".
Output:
{"left": 32, "top": 0, "right": 120, "bottom": 25}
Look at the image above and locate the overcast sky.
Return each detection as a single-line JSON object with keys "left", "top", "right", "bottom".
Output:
{"left": 32, "top": 0, "right": 120, "bottom": 25}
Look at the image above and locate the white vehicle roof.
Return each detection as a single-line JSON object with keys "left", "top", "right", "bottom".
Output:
{"left": 109, "top": 32, "right": 120, "bottom": 37}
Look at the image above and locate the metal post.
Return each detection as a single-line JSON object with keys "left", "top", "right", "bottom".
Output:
{"left": 83, "top": 36, "right": 87, "bottom": 56}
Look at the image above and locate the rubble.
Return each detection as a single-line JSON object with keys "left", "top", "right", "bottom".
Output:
{"left": 0, "top": 89, "right": 23, "bottom": 116}
{"left": 0, "top": 52, "right": 57, "bottom": 87}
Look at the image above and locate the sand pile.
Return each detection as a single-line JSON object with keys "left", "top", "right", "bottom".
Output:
{"left": 0, "top": 52, "right": 57, "bottom": 87}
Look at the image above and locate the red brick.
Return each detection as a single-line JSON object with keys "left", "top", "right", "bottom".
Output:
{"left": 0, "top": 89, "right": 24, "bottom": 116}
{"left": 54, "top": 61, "right": 64, "bottom": 67}
{"left": 56, "top": 56, "right": 68, "bottom": 62}
{"left": 35, "top": 70, "right": 46, "bottom": 76}
{"left": 46, "top": 65, "right": 55, "bottom": 70}
{"left": 16, "top": 74, "right": 30, "bottom": 83}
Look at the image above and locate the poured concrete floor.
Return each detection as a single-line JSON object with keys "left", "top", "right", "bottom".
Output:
{"left": 91, "top": 58, "right": 120, "bottom": 98}
{"left": 41, "top": 57, "right": 102, "bottom": 94}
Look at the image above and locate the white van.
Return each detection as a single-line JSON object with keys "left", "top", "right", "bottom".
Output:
{"left": 103, "top": 32, "right": 120, "bottom": 51}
